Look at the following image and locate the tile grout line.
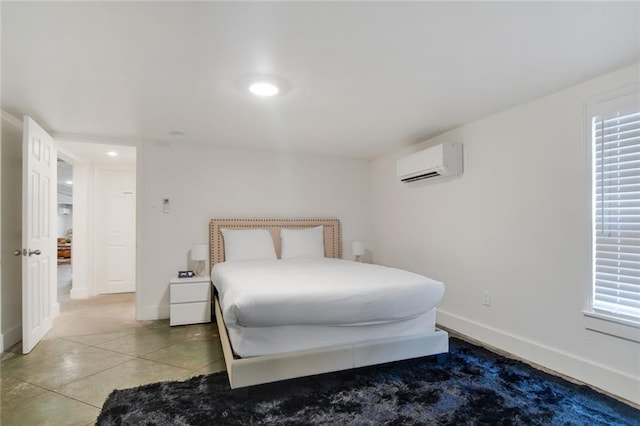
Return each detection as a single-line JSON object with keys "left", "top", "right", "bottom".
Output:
{"left": 90, "top": 342, "right": 177, "bottom": 358}
{"left": 47, "top": 388, "right": 104, "bottom": 410}
{"left": 51, "top": 355, "right": 138, "bottom": 394}
{"left": 0, "top": 379, "right": 53, "bottom": 419}
{"left": 58, "top": 330, "right": 138, "bottom": 347}
{"left": 49, "top": 342, "right": 221, "bottom": 407}
{"left": 2, "top": 349, "right": 184, "bottom": 414}
{"left": 3, "top": 341, "right": 136, "bottom": 392}
{"left": 137, "top": 352, "right": 225, "bottom": 373}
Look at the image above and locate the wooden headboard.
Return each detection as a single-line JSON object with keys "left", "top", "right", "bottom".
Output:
{"left": 209, "top": 218, "right": 342, "bottom": 267}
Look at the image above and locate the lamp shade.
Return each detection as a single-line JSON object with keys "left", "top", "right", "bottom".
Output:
{"left": 191, "top": 244, "right": 208, "bottom": 261}
{"left": 352, "top": 241, "right": 365, "bottom": 257}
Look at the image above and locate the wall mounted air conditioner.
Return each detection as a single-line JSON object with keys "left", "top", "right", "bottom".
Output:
{"left": 396, "top": 142, "right": 463, "bottom": 183}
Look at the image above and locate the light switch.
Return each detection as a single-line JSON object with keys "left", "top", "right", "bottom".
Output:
{"left": 163, "top": 198, "right": 171, "bottom": 213}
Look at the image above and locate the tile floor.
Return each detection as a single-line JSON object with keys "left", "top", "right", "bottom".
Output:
{"left": 0, "top": 292, "right": 225, "bottom": 425}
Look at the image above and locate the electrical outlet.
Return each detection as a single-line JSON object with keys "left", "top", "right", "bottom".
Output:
{"left": 482, "top": 290, "right": 491, "bottom": 307}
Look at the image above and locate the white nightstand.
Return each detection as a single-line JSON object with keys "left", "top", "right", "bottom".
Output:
{"left": 169, "top": 275, "right": 211, "bottom": 326}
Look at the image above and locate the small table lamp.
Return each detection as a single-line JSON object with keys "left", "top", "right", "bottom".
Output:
{"left": 352, "top": 241, "right": 365, "bottom": 262}
{"left": 191, "top": 244, "right": 208, "bottom": 276}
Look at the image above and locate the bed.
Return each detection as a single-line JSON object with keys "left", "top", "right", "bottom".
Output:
{"left": 210, "top": 218, "right": 449, "bottom": 389}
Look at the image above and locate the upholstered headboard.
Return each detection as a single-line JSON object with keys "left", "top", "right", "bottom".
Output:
{"left": 209, "top": 218, "right": 342, "bottom": 267}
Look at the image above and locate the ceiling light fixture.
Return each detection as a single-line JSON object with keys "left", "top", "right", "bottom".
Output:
{"left": 66, "top": 181, "right": 73, "bottom": 185}
{"left": 238, "top": 75, "right": 289, "bottom": 98}
{"left": 249, "top": 81, "right": 280, "bottom": 97}
{"left": 107, "top": 151, "right": 118, "bottom": 157}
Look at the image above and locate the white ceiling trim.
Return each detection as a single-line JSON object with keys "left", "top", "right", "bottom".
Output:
{"left": 1, "top": 110, "right": 22, "bottom": 129}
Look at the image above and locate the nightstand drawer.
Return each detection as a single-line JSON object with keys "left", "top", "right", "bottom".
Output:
{"left": 170, "top": 282, "right": 210, "bottom": 303}
{"left": 170, "top": 302, "right": 211, "bottom": 326}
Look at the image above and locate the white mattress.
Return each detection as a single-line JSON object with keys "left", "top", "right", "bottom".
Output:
{"left": 227, "top": 308, "right": 438, "bottom": 357}
{"left": 212, "top": 258, "right": 445, "bottom": 358}
{"left": 212, "top": 258, "right": 445, "bottom": 328}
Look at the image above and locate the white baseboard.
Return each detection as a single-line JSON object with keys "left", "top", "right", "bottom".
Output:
{"left": 70, "top": 287, "right": 91, "bottom": 299}
{"left": 138, "top": 304, "right": 169, "bottom": 321}
{"left": 437, "top": 309, "right": 640, "bottom": 406}
{"left": 1, "top": 324, "right": 21, "bottom": 353}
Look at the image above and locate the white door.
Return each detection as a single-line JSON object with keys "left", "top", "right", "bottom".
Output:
{"left": 95, "top": 169, "right": 136, "bottom": 294}
{"left": 22, "top": 116, "right": 56, "bottom": 354}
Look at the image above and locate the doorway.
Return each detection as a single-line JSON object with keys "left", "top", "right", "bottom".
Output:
{"left": 55, "top": 141, "right": 137, "bottom": 325}
{"left": 56, "top": 158, "right": 74, "bottom": 310}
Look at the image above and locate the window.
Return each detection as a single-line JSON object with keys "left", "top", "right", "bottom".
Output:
{"left": 589, "top": 90, "right": 640, "bottom": 334}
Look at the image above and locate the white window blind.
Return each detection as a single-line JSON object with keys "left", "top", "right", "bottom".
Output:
{"left": 592, "top": 98, "right": 640, "bottom": 322}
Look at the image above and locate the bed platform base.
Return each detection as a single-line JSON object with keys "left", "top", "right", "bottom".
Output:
{"left": 215, "top": 297, "right": 449, "bottom": 389}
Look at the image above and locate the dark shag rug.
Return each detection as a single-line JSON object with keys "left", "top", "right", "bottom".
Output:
{"left": 97, "top": 337, "right": 639, "bottom": 425}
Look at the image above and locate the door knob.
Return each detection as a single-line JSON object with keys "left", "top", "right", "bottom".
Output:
{"left": 13, "top": 249, "right": 23, "bottom": 256}
{"left": 28, "top": 249, "right": 41, "bottom": 256}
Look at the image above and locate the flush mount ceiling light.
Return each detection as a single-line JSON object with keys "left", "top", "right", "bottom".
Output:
{"left": 107, "top": 151, "right": 118, "bottom": 157}
{"left": 249, "top": 81, "right": 279, "bottom": 97}
{"left": 66, "top": 181, "right": 73, "bottom": 185}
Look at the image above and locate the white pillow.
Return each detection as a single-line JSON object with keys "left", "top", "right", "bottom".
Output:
{"left": 281, "top": 226, "right": 325, "bottom": 259}
{"left": 220, "top": 228, "right": 277, "bottom": 262}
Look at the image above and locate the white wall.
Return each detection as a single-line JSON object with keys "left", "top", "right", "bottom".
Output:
{"left": 1, "top": 113, "right": 23, "bottom": 351}
{"left": 371, "top": 64, "right": 640, "bottom": 404}
{"left": 68, "top": 162, "right": 94, "bottom": 299}
{"left": 137, "top": 143, "right": 372, "bottom": 320}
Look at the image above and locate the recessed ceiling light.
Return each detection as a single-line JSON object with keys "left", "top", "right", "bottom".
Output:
{"left": 66, "top": 181, "right": 73, "bottom": 185}
{"left": 249, "top": 81, "right": 280, "bottom": 97}
{"left": 238, "top": 75, "right": 290, "bottom": 97}
{"left": 107, "top": 151, "right": 118, "bottom": 157}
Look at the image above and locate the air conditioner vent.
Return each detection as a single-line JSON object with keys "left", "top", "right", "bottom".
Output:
{"left": 400, "top": 171, "right": 441, "bottom": 183}
{"left": 397, "top": 142, "right": 462, "bottom": 183}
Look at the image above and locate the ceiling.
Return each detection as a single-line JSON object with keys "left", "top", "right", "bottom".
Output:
{"left": 57, "top": 140, "right": 137, "bottom": 169}
{"left": 2, "top": 2, "right": 639, "bottom": 159}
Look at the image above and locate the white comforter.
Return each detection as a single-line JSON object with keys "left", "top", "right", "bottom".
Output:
{"left": 212, "top": 258, "right": 445, "bottom": 328}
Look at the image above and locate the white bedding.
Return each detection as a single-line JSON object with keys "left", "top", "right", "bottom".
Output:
{"left": 226, "top": 309, "right": 438, "bottom": 357}
{"left": 212, "top": 258, "right": 445, "bottom": 328}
